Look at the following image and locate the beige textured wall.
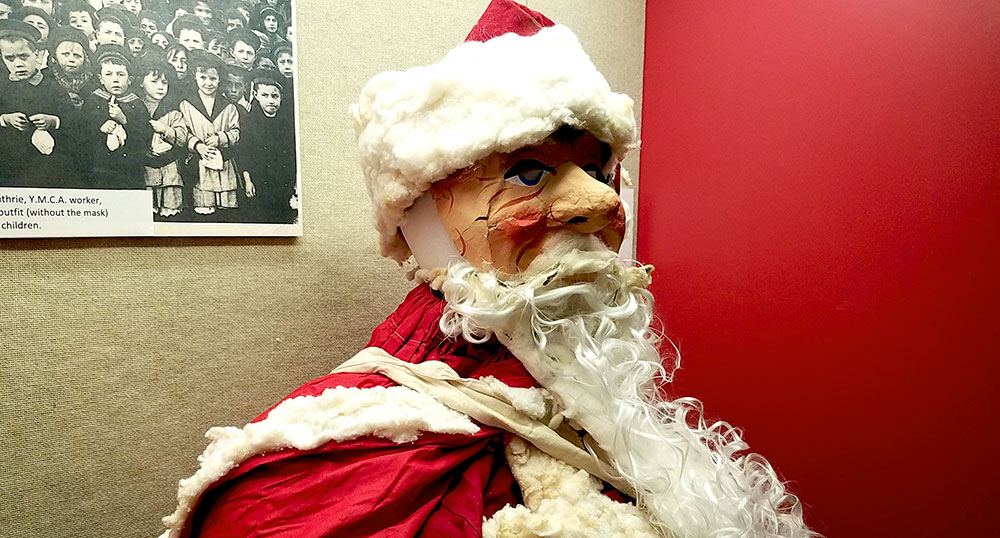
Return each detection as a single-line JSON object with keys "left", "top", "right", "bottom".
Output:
{"left": 0, "top": 1, "right": 644, "bottom": 536}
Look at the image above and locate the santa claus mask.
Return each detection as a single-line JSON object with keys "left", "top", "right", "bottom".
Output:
{"left": 429, "top": 129, "right": 625, "bottom": 273}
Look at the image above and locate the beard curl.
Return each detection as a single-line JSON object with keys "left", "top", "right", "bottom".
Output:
{"left": 437, "top": 240, "right": 816, "bottom": 538}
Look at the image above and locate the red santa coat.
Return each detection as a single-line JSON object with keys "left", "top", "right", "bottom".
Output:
{"left": 167, "top": 285, "right": 540, "bottom": 538}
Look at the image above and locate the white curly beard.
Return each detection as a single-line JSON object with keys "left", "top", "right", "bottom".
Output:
{"left": 436, "top": 236, "right": 816, "bottom": 538}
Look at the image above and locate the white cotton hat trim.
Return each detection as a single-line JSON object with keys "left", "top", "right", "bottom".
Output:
{"left": 352, "top": 24, "right": 639, "bottom": 263}
{"left": 160, "top": 385, "right": 479, "bottom": 538}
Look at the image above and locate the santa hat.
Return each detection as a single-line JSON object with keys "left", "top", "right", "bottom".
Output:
{"left": 353, "top": 0, "right": 638, "bottom": 263}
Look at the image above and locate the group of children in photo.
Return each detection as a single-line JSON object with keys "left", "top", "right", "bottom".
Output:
{"left": 0, "top": 0, "right": 297, "bottom": 224}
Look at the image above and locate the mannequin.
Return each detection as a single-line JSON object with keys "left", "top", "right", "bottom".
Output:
{"left": 161, "top": 2, "right": 814, "bottom": 537}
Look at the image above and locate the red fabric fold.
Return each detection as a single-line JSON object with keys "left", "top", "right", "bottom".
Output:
{"left": 185, "top": 285, "right": 532, "bottom": 538}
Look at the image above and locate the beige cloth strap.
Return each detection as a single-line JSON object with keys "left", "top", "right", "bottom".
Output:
{"left": 333, "top": 347, "right": 632, "bottom": 495}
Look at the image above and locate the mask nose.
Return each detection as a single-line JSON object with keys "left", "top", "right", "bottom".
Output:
{"left": 543, "top": 162, "right": 624, "bottom": 235}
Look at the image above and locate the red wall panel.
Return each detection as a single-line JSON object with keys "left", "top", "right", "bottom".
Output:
{"left": 638, "top": 1, "right": 1000, "bottom": 536}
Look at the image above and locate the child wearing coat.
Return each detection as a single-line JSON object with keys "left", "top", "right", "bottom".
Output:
{"left": 240, "top": 68, "right": 296, "bottom": 224}
{"left": 0, "top": 20, "right": 75, "bottom": 187}
{"left": 81, "top": 44, "right": 151, "bottom": 189}
{"left": 135, "top": 53, "right": 188, "bottom": 217}
{"left": 178, "top": 50, "right": 240, "bottom": 215}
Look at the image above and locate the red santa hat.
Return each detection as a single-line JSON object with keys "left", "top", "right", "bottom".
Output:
{"left": 353, "top": 0, "right": 638, "bottom": 263}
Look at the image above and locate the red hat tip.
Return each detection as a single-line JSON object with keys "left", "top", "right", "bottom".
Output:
{"left": 464, "top": 0, "right": 555, "bottom": 43}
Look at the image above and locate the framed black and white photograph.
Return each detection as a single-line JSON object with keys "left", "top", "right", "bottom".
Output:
{"left": 0, "top": 0, "right": 301, "bottom": 237}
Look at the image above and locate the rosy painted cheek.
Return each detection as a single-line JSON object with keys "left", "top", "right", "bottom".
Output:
{"left": 485, "top": 206, "right": 547, "bottom": 271}
{"left": 489, "top": 207, "right": 545, "bottom": 243}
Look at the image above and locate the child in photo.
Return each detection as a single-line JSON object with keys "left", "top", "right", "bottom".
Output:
{"left": 205, "top": 30, "right": 227, "bottom": 60}
{"left": 222, "top": 58, "right": 249, "bottom": 209}
{"left": 81, "top": 43, "right": 151, "bottom": 189}
{"left": 240, "top": 68, "right": 296, "bottom": 223}
{"left": 257, "top": 6, "right": 284, "bottom": 44}
{"left": 17, "top": 6, "right": 50, "bottom": 45}
{"left": 255, "top": 54, "right": 274, "bottom": 71}
{"left": 270, "top": 42, "right": 293, "bottom": 115}
{"left": 253, "top": 7, "right": 285, "bottom": 60}
{"left": 95, "top": 14, "right": 125, "bottom": 47}
{"left": 137, "top": 9, "right": 159, "bottom": 38}
{"left": 227, "top": 28, "right": 256, "bottom": 71}
{"left": 190, "top": 0, "right": 213, "bottom": 27}
{"left": 135, "top": 53, "right": 187, "bottom": 216}
{"left": 125, "top": 24, "right": 145, "bottom": 57}
{"left": 16, "top": 5, "right": 49, "bottom": 69}
{"left": 172, "top": 15, "right": 203, "bottom": 51}
{"left": 150, "top": 30, "right": 172, "bottom": 49}
{"left": 272, "top": 42, "right": 292, "bottom": 80}
{"left": 0, "top": 19, "right": 74, "bottom": 187}
{"left": 179, "top": 50, "right": 240, "bottom": 215}
{"left": 60, "top": 1, "right": 97, "bottom": 51}
{"left": 223, "top": 8, "right": 246, "bottom": 33}
{"left": 48, "top": 25, "right": 95, "bottom": 108}
{"left": 164, "top": 42, "right": 186, "bottom": 80}
{"left": 47, "top": 25, "right": 94, "bottom": 181}
{"left": 122, "top": 0, "right": 141, "bottom": 17}
{"left": 222, "top": 58, "right": 249, "bottom": 113}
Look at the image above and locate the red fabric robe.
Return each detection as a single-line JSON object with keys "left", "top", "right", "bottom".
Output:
{"left": 183, "top": 285, "right": 538, "bottom": 538}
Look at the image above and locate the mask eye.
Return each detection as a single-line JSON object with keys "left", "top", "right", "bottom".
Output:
{"left": 582, "top": 163, "right": 609, "bottom": 184}
{"left": 504, "top": 159, "right": 554, "bottom": 187}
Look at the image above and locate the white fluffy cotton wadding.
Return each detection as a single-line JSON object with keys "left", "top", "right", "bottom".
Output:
{"left": 479, "top": 375, "right": 550, "bottom": 420}
{"left": 484, "top": 437, "right": 662, "bottom": 538}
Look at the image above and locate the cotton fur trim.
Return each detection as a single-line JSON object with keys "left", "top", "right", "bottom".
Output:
{"left": 160, "top": 385, "right": 479, "bottom": 538}
{"left": 352, "top": 25, "right": 639, "bottom": 263}
{"left": 483, "top": 437, "right": 662, "bottom": 538}
{"left": 479, "top": 375, "right": 549, "bottom": 420}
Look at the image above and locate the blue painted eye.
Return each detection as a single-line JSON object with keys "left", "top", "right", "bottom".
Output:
{"left": 504, "top": 159, "right": 554, "bottom": 187}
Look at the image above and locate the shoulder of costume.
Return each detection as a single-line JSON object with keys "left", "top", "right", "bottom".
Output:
{"left": 160, "top": 372, "right": 482, "bottom": 538}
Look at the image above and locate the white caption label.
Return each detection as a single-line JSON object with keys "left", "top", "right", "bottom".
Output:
{"left": 0, "top": 187, "right": 154, "bottom": 238}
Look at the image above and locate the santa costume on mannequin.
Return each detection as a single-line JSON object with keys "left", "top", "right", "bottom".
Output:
{"left": 161, "top": 2, "right": 815, "bottom": 537}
